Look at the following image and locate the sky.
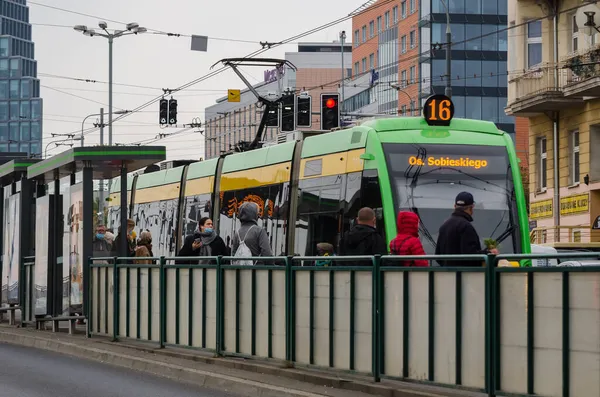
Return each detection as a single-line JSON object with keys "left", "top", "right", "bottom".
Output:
{"left": 30, "top": 0, "right": 365, "bottom": 160}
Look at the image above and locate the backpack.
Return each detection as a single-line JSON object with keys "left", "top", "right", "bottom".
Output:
{"left": 392, "top": 237, "right": 416, "bottom": 267}
{"left": 233, "top": 225, "right": 256, "bottom": 266}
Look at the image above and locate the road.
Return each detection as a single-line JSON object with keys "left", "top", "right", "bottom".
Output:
{"left": 0, "top": 343, "right": 237, "bottom": 397}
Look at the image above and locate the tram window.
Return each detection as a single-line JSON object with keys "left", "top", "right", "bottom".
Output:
{"left": 361, "top": 169, "right": 384, "bottom": 237}
{"left": 343, "top": 172, "right": 362, "bottom": 234}
{"left": 218, "top": 183, "right": 289, "bottom": 256}
{"left": 295, "top": 175, "right": 343, "bottom": 256}
{"left": 182, "top": 193, "right": 211, "bottom": 237}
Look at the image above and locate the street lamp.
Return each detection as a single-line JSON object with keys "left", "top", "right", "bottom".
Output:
{"left": 73, "top": 21, "right": 147, "bottom": 146}
{"left": 80, "top": 109, "right": 129, "bottom": 147}
{"left": 44, "top": 140, "right": 75, "bottom": 159}
{"left": 438, "top": 0, "right": 452, "bottom": 99}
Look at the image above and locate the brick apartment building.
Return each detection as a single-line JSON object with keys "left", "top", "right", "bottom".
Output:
{"left": 349, "top": 0, "right": 528, "bottom": 172}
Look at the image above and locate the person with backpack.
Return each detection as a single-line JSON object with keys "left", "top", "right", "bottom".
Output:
{"left": 232, "top": 202, "right": 272, "bottom": 265}
{"left": 389, "top": 211, "right": 428, "bottom": 267}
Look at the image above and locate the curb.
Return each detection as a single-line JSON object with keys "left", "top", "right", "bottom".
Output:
{"left": 0, "top": 330, "right": 329, "bottom": 397}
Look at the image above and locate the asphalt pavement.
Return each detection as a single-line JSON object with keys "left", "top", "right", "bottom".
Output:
{"left": 0, "top": 343, "right": 237, "bottom": 397}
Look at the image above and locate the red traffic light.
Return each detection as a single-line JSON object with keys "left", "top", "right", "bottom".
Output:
{"left": 325, "top": 98, "right": 337, "bottom": 109}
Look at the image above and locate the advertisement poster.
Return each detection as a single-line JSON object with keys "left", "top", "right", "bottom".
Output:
{"left": 68, "top": 183, "right": 84, "bottom": 313}
{"left": 34, "top": 195, "right": 50, "bottom": 315}
{"left": 61, "top": 180, "right": 71, "bottom": 315}
{"left": 2, "top": 191, "right": 21, "bottom": 305}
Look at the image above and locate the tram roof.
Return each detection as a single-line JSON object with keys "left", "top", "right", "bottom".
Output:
{"left": 27, "top": 146, "right": 167, "bottom": 181}
{"left": 0, "top": 158, "right": 41, "bottom": 186}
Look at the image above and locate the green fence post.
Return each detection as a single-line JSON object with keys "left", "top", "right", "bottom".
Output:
{"left": 112, "top": 257, "right": 119, "bottom": 342}
{"left": 285, "top": 255, "right": 293, "bottom": 365}
{"left": 484, "top": 254, "right": 495, "bottom": 397}
{"left": 372, "top": 254, "right": 381, "bottom": 382}
{"left": 87, "top": 258, "right": 92, "bottom": 338}
{"left": 159, "top": 256, "right": 166, "bottom": 349}
{"left": 215, "top": 255, "right": 223, "bottom": 357}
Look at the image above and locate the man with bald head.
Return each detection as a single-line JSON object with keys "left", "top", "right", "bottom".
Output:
{"left": 339, "top": 207, "right": 388, "bottom": 264}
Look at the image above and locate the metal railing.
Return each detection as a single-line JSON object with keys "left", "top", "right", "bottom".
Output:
{"left": 508, "top": 62, "right": 568, "bottom": 101}
{"left": 530, "top": 226, "right": 600, "bottom": 245}
{"left": 88, "top": 254, "right": 600, "bottom": 397}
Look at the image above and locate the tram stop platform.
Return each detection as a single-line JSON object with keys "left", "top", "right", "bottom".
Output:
{"left": 0, "top": 325, "right": 483, "bottom": 397}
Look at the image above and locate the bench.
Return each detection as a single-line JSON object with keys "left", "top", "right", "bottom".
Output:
{"left": 35, "top": 316, "right": 84, "bottom": 335}
{"left": 0, "top": 305, "right": 21, "bottom": 325}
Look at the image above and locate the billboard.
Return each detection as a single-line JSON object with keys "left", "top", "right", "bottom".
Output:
{"left": 34, "top": 195, "right": 50, "bottom": 315}
{"left": 67, "top": 183, "right": 84, "bottom": 314}
{"left": 2, "top": 190, "right": 20, "bottom": 305}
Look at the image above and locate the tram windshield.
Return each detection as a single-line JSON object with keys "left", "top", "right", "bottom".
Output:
{"left": 383, "top": 143, "right": 520, "bottom": 255}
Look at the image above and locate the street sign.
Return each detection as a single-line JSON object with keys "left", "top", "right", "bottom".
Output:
{"left": 228, "top": 89, "right": 241, "bottom": 103}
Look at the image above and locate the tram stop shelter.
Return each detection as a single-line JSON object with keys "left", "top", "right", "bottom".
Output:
{"left": 0, "top": 157, "right": 43, "bottom": 323}
{"left": 27, "top": 146, "right": 166, "bottom": 319}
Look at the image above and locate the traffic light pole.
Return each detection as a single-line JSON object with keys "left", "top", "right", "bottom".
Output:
{"left": 108, "top": 36, "right": 114, "bottom": 145}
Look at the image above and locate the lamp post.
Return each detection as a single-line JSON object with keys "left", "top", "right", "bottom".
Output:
{"left": 73, "top": 22, "right": 147, "bottom": 146}
{"left": 44, "top": 140, "right": 75, "bottom": 159}
{"left": 80, "top": 109, "right": 129, "bottom": 147}
{"left": 439, "top": 0, "right": 452, "bottom": 98}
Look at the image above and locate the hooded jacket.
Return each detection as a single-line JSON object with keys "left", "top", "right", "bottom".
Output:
{"left": 389, "top": 212, "right": 428, "bottom": 267}
{"left": 338, "top": 223, "right": 387, "bottom": 264}
{"left": 232, "top": 202, "right": 273, "bottom": 258}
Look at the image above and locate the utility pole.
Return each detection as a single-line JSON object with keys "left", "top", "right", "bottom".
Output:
{"left": 98, "top": 108, "right": 105, "bottom": 221}
{"left": 340, "top": 31, "right": 346, "bottom": 108}
{"left": 441, "top": 0, "right": 452, "bottom": 98}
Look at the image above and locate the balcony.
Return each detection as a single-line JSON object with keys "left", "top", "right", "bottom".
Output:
{"left": 505, "top": 63, "right": 584, "bottom": 117}
{"left": 562, "top": 45, "right": 600, "bottom": 98}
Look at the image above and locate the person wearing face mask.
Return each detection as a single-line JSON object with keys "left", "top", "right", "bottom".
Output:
{"left": 92, "top": 224, "right": 111, "bottom": 257}
{"left": 178, "top": 217, "right": 228, "bottom": 261}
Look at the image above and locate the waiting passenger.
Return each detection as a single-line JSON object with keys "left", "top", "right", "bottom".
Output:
{"left": 389, "top": 211, "right": 428, "bottom": 266}
{"left": 339, "top": 207, "right": 387, "bottom": 265}
{"left": 315, "top": 242, "right": 335, "bottom": 266}
{"left": 135, "top": 230, "right": 154, "bottom": 264}
{"left": 92, "top": 224, "right": 111, "bottom": 257}
{"left": 112, "top": 218, "right": 137, "bottom": 257}
{"left": 104, "top": 230, "right": 115, "bottom": 252}
{"left": 232, "top": 202, "right": 272, "bottom": 265}
{"left": 179, "top": 217, "right": 228, "bottom": 260}
{"left": 435, "top": 192, "right": 499, "bottom": 267}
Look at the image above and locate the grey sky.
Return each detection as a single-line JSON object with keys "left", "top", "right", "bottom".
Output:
{"left": 31, "top": 0, "right": 363, "bottom": 160}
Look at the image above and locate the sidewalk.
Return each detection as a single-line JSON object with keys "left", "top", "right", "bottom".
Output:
{"left": 0, "top": 325, "right": 483, "bottom": 397}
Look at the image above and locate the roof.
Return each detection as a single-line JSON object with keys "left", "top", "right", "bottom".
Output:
{"left": 357, "top": 117, "right": 502, "bottom": 134}
{"left": 27, "top": 146, "right": 167, "bottom": 181}
{"left": 0, "top": 159, "right": 41, "bottom": 186}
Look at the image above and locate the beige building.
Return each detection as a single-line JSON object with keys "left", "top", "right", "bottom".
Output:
{"left": 506, "top": 0, "right": 600, "bottom": 243}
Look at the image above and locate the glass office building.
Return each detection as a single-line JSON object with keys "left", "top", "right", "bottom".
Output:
{"left": 0, "top": 0, "right": 42, "bottom": 156}
{"left": 420, "top": 0, "right": 513, "bottom": 136}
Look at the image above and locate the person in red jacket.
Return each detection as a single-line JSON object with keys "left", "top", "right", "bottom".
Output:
{"left": 389, "top": 211, "right": 428, "bottom": 267}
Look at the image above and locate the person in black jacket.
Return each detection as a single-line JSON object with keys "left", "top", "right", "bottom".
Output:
{"left": 339, "top": 207, "right": 387, "bottom": 265}
{"left": 178, "top": 217, "right": 228, "bottom": 262}
{"left": 435, "top": 192, "right": 499, "bottom": 267}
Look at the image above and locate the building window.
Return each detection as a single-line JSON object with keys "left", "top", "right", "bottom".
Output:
{"left": 369, "top": 53, "right": 375, "bottom": 69}
{"left": 401, "top": 105, "right": 407, "bottom": 115}
{"left": 385, "top": 11, "right": 390, "bottom": 28}
{"left": 401, "top": 1, "right": 406, "bottom": 18}
{"left": 526, "top": 20, "right": 542, "bottom": 68}
{"left": 401, "top": 35, "right": 407, "bottom": 53}
{"left": 410, "top": 0, "right": 416, "bottom": 14}
{"left": 369, "top": 20, "right": 374, "bottom": 38}
{"left": 401, "top": 70, "right": 407, "bottom": 87}
{"left": 573, "top": 229, "right": 582, "bottom": 243}
{"left": 377, "top": 16, "right": 382, "bottom": 33}
{"left": 354, "top": 62, "right": 359, "bottom": 76}
{"left": 354, "top": 30, "right": 359, "bottom": 47}
{"left": 409, "top": 66, "right": 415, "bottom": 83}
{"left": 537, "top": 137, "right": 547, "bottom": 191}
{"left": 362, "top": 25, "right": 367, "bottom": 42}
{"left": 362, "top": 57, "right": 367, "bottom": 72}
{"left": 410, "top": 30, "right": 416, "bottom": 48}
{"left": 393, "top": 6, "right": 398, "bottom": 23}
{"left": 569, "top": 130, "right": 580, "bottom": 185}
{"left": 571, "top": 14, "right": 579, "bottom": 52}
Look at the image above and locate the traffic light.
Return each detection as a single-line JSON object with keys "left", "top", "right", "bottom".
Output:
{"left": 320, "top": 94, "right": 340, "bottom": 130}
{"left": 159, "top": 99, "right": 168, "bottom": 125}
{"left": 280, "top": 94, "right": 295, "bottom": 132}
{"left": 296, "top": 95, "right": 311, "bottom": 128}
{"left": 265, "top": 104, "right": 279, "bottom": 127}
{"left": 168, "top": 99, "right": 178, "bottom": 125}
